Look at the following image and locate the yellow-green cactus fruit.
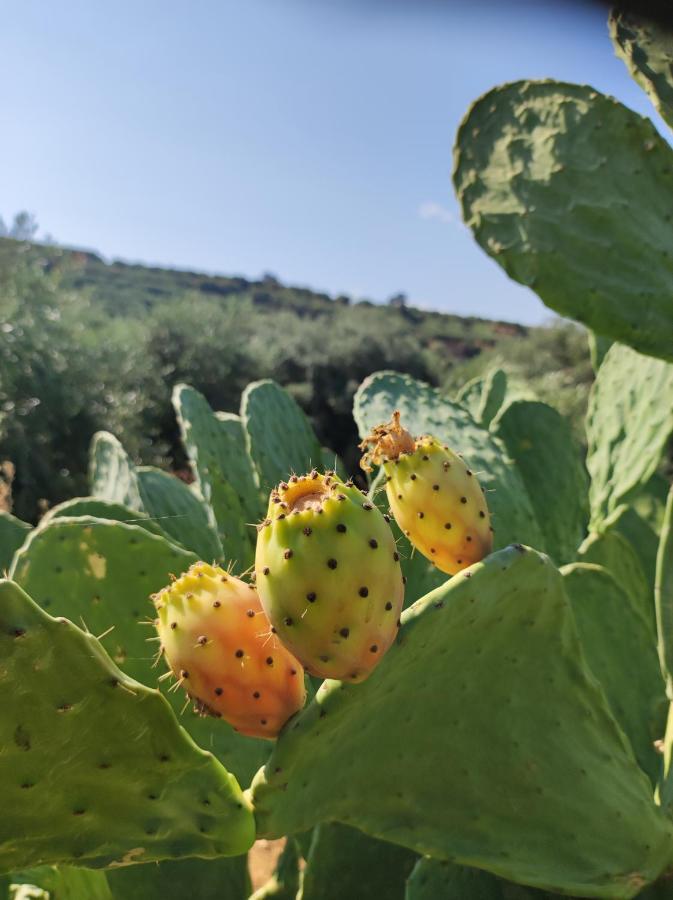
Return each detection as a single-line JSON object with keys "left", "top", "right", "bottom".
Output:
{"left": 360, "top": 411, "right": 493, "bottom": 575}
{"left": 255, "top": 470, "right": 404, "bottom": 683}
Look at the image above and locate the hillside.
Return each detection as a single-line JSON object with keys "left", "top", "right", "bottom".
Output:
{"left": 0, "top": 237, "right": 526, "bottom": 353}
{"left": 0, "top": 237, "right": 589, "bottom": 522}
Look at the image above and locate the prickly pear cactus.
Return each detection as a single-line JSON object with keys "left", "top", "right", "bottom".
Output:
{"left": 610, "top": 9, "right": 673, "bottom": 132}
{"left": 255, "top": 471, "right": 404, "bottom": 681}
{"left": 136, "top": 466, "right": 223, "bottom": 562}
{"left": 561, "top": 563, "right": 666, "bottom": 785}
{"left": 477, "top": 368, "right": 508, "bottom": 428}
{"left": 89, "top": 431, "right": 142, "bottom": 510}
{"left": 354, "top": 371, "right": 544, "bottom": 550}
{"left": 453, "top": 80, "right": 673, "bottom": 360}
{"left": 586, "top": 344, "right": 673, "bottom": 529}
{"left": 656, "top": 486, "right": 673, "bottom": 699}
{"left": 9, "top": 516, "right": 268, "bottom": 784}
{"left": 0, "top": 579, "right": 254, "bottom": 872}
{"left": 172, "top": 384, "right": 258, "bottom": 568}
{"left": 241, "top": 380, "right": 323, "bottom": 493}
{"left": 360, "top": 411, "right": 492, "bottom": 575}
{"left": 39, "top": 498, "right": 167, "bottom": 538}
{"left": 0, "top": 511, "right": 30, "bottom": 572}
{"left": 251, "top": 546, "right": 673, "bottom": 897}
{"left": 154, "top": 562, "right": 306, "bottom": 739}
{"left": 300, "top": 824, "right": 417, "bottom": 900}
{"left": 579, "top": 520, "right": 654, "bottom": 636}
{"left": 405, "top": 858, "right": 547, "bottom": 900}
{"left": 492, "top": 399, "right": 588, "bottom": 564}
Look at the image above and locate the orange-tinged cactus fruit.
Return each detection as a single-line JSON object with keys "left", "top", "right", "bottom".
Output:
{"left": 255, "top": 470, "right": 404, "bottom": 683}
{"left": 360, "top": 411, "right": 493, "bottom": 575}
{"left": 153, "top": 562, "right": 306, "bottom": 739}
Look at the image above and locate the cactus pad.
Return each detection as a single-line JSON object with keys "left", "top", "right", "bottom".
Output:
{"left": 241, "top": 380, "right": 323, "bottom": 493}
{"left": 40, "top": 498, "right": 167, "bottom": 538}
{"left": 561, "top": 563, "right": 666, "bottom": 785}
{"left": 354, "top": 371, "right": 543, "bottom": 550}
{"left": 453, "top": 80, "right": 673, "bottom": 361}
{"left": 172, "top": 384, "right": 258, "bottom": 568}
{"left": 656, "top": 487, "right": 673, "bottom": 698}
{"left": 136, "top": 466, "right": 223, "bottom": 562}
{"left": 0, "top": 512, "right": 30, "bottom": 573}
{"left": 154, "top": 562, "right": 306, "bottom": 739}
{"left": 251, "top": 546, "right": 673, "bottom": 897}
{"left": 10, "top": 516, "right": 268, "bottom": 785}
{"left": 300, "top": 824, "right": 417, "bottom": 900}
{"left": 405, "top": 858, "right": 546, "bottom": 900}
{"left": 255, "top": 471, "right": 404, "bottom": 682}
{"left": 0, "top": 579, "right": 254, "bottom": 872}
{"left": 586, "top": 344, "right": 673, "bottom": 528}
{"left": 610, "top": 9, "right": 673, "bottom": 132}
{"left": 88, "top": 432, "right": 142, "bottom": 510}
{"left": 492, "top": 399, "right": 588, "bottom": 564}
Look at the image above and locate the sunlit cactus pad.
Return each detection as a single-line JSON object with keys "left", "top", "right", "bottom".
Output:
{"left": 252, "top": 546, "right": 673, "bottom": 898}
{"left": 0, "top": 579, "right": 255, "bottom": 873}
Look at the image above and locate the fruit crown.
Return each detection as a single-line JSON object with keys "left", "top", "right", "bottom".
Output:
{"left": 359, "top": 410, "right": 416, "bottom": 472}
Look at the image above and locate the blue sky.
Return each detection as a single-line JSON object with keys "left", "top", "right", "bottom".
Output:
{"left": 1, "top": 0, "right": 665, "bottom": 324}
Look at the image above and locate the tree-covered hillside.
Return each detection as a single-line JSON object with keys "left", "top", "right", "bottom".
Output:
{"left": 0, "top": 238, "right": 591, "bottom": 521}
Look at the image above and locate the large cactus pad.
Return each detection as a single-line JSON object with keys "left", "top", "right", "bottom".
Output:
{"left": 0, "top": 579, "right": 254, "bottom": 872}
{"left": 251, "top": 546, "right": 673, "bottom": 897}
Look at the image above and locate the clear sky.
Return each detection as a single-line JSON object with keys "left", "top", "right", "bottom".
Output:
{"left": 0, "top": 0, "right": 665, "bottom": 324}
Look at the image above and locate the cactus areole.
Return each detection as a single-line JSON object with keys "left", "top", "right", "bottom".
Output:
{"left": 154, "top": 563, "right": 306, "bottom": 739}
{"left": 255, "top": 470, "right": 404, "bottom": 682}
{"left": 360, "top": 411, "right": 493, "bottom": 575}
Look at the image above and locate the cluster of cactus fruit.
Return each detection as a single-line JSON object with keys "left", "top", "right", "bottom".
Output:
{"left": 4, "top": 6, "right": 673, "bottom": 899}
{"left": 155, "top": 412, "right": 486, "bottom": 740}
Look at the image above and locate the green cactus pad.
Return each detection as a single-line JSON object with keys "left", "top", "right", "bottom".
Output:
{"left": 0, "top": 512, "right": 31, "bottom": 573}
{"left": 453, "top": 80, "right": 673, "bottom": 361}
{"left": 241, "top": 380, "right": 323, "bottom": 493}
{"left": 0, "top": 579, "right": 254, "bottom": 872}
{"left": 299, "top": 824, "right": 417, "bottom": 900}
{"left": 172, "top": 385, "right": 258, "bottom": 568}
{"left": 579, "top": 520, "right": 654, "bottom": 636}
{"left": 251, "top": 545, "right": 673, "bottom": 897}
{"left": 10, "top": 517, "right": 268, "bottom": 785}
{"left": 614, "top": 505, "right": 661, "bottom": 597}
{"left": 405, "top": 858, "right": 548, "bottom": 900}
{"left": 107, "top": 856, "right": 250, "bottom": 900}
{"left": 492, "top": 400, "right": 588, "bottom": 564}
{"left": 250, "top": 839, "right": 299, "bottom": 900}
{"left": 455, "top": 375, "right": 484, "bottom": 421}
{"left": 588, "top": 333, "right": 613, "bottom": 374}
{"left": 561, "top": 563, "right": 666, "bottom": 785}
{"left": 354, "top": 371, "right": 543, "bottom": 550}
{"left": 656, "top": 487, "right": 673, "bottom": 698}
{"left": 136, "top": 466, "right": 223, "bottom": 562}
{"left": 586, "top": 344, "right": 673, "bottom": 528}
{"left": 88, "top": 432, "right": 142, "bottom": 510}
{"left": 40, "top": 498, "right": 166, "bottom": 538}
{"left": 7, "top": 866, "right": 112, "bottom": 900}
{"left": 610, "top": 10, "right": 673, "bottom": 132}
{"left": 477, "top": 369, "right": 507, "bottom": 428}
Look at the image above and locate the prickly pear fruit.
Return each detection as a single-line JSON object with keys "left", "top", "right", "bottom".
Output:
{"left": 153, "top": 562, "right": 306, "bottom": 739}
{"left": 255, "top": 470, "right": 404, "bottom": 682}
{"left": 360, "top": 411, "right": 492, "bottom": 575}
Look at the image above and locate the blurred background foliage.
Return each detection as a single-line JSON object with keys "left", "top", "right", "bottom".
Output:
{"left": 0, "top": 232, "right": 593, "bottom": 522}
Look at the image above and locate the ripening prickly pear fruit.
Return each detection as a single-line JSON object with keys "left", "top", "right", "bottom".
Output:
{"left": 359, "top": 411, "right": 493, "bottom": 575}
{"left": 255, "top": 470, "right": 404, "bottom": 682}
{"left": 153, "top": 562, "right": 306, "bottom": 739}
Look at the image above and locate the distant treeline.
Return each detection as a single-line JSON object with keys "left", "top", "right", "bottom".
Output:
{"left": 0, "top": 239, "right": 592, "bottom": 521}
